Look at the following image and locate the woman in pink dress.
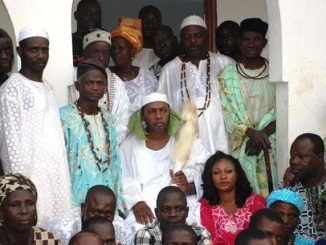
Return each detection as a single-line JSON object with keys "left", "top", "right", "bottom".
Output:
{"left": 200, "top": 151, "right": 266, "bottom": 245}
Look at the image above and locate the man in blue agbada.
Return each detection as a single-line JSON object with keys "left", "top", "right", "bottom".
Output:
{"left": 60, "top": 61, "right": 122, "bottom": 212}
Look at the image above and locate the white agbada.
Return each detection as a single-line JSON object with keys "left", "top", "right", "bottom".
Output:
{"left": 0, "top": 73, "right": 73, "bottom": 229}
{"left": 122, "top": 68, "right": 158, "bottom": 115}
{"left": 132, "top": 48, "right": 160, "bottom": 69}
{"left": 68, "top": 67, "right": 130, "bottom": 144}
{"left": 158, "top": 52, "right": 234, "bottom": 154}
{"left": 120, "top": 133, "right": 210, "bottom": 244}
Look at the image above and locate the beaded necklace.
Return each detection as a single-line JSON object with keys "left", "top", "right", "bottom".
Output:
{"left": 236, "top": 58, "right": 269, "bottom": 80}
{"left": 180, "top": 52, "right": 211, "bottom": 117}
{"left": 75, "top": 101, "right": 110, "bottom": 172}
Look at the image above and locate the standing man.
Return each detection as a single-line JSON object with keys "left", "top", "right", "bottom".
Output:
{"left": 219, "top": 18, "right": 276, "bottom": 197}
{"left": 68, "top": 29, "right": 130, "bottom": 144}
{"left": 158, "top": 15, "right": 233, "bottom": 154}
{"left": 133, "top": 5, "right": 162, "bottom": 69}
{"left": 216, "top": 20, "right": 241, "bottom": 61}
{"left": 280, "top": 133, "right": 326, "bottom": 239}
{"left": 72, "top": 0, "right": 102, "bottom": 66}
{"left": 0, "top": 26, "right": 73, "bottom": 229}
{"left": 150, "top": 25, "right": 178, "bottom": 80}
{"left": 61, "top": 61, "right": 122, "bottom": 210}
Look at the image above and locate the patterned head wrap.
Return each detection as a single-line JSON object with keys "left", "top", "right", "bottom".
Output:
{"left": 0, "top": 173, "right": 37, "bottom": 206}
{"left": 111, "top": 16, "right": 143, "bottom": 54}
{"left": 267, "top": 189, "right": 304, "bottom": 214}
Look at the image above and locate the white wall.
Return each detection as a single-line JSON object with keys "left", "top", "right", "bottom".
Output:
{"left": 2, "top": 0, "right": 74, "bottom": 107}
{"left": 267, "top": 0, "right": 326, "bottom": 177}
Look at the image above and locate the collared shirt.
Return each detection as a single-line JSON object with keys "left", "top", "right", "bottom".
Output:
{"left": 135, "top": 222, "right": 212, "bottom": 245}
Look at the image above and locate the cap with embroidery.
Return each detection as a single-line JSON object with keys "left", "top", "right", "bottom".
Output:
{"left": 83, "top": 29, "right": 111, "bottom": 49}
{"left": 180, "top": 15, "right": 207, "bottom": 30}
{"left": 18, "top": 25, "right": 48, "bottom": 42}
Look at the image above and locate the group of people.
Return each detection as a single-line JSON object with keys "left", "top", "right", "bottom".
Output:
{"left": 0, "top": 0, "right": 325, "bottom": 244}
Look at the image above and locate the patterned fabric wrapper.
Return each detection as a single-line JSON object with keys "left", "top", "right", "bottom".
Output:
{"left": 111, "top": 16, "right": 143, "bottom": 54}
{"left": 0, "top": 173, "right": 37, "bottom": 206}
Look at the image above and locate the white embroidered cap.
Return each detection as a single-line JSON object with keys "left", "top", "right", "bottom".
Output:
{"left": 180, "top": 15, "right": 207, "bottom": 30}
{"left": 83, "top": 29, "right": 111, "bottom": 49}
{"left": 141, "top": 92, "right": 169, "bottom": 108}
{"left": 18, "top": 25, "right": 49, "bottom": 42}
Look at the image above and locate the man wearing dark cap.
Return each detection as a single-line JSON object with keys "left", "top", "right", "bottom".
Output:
{"left": 216, "top": 20, "right": 241, "bottom": 61}
{"left": 60, "top": 61, "right": 123, "bottom": 213}
{"left": 219, "top": 18, "right": 276, "bottom": 198}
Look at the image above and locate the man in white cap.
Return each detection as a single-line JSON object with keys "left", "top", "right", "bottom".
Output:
{"left": 0, "top": 26, "right": 73, "bottom": 230}
{"left": 157, "top": 15, "right": 234, "bottom": 155}
{"left": 120, "top": 92, "right": 210, "bottom": 244}
{"left": 68, "top": 28, "right": 129, "bottom": 144}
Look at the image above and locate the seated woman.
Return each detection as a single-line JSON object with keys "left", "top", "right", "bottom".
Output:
{"left": 200, "top": 151, "right": 266, "bottom": 245}
{"left": 110, "top": 17, "right": 158, "bottom": 115}
{"left": 267, "top": 189, "right": 315, "bottom": 245}
{"left": 0, "top": 173, "right": 61, "bottom": 244}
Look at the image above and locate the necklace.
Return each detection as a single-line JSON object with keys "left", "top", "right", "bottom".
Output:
{"left": 179, "top": 53, "right": 211, "bottom": 117}
{"left": 75, "top": 101, "right": 110, "bottom": 172}
{"left": 236, "top": 58, "right": 269, "bottom": 80}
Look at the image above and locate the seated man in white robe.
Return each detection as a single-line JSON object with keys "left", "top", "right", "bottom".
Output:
{"left": 68, "top": 29, "right": 129, "bottom": 144}
{"left": 120, "top": 92, "right": 210, "bottom": 244}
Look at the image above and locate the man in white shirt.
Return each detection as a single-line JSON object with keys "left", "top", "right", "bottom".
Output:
{"left": 0, "top": 25, "right": 73, "bottom": 229}
{"left": 158, "top": 15, "right": 234, "bottom": 154}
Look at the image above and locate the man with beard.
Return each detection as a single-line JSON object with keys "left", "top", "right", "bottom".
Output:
{"left": 0, "top": 26, "right": 73, "bottom": 229}
{"left": 133, "top": 5, "right": 162, "bottom": 69}
{"left": 158, "top": 15, "right": 233, "bottom": 155}
{"left": 135, "top": 186, "right": 211, "bottom": 245}
{"left": 72, "top": 0, "right": 102, "bottom": 66}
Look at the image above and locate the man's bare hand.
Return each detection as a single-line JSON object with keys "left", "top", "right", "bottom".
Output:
{"left": 132, "top": 201, "right": 155, "bottom": 225}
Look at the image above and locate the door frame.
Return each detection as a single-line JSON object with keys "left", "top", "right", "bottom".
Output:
{"left": 204, "top": 0, "right": 217, "bottom": 52}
